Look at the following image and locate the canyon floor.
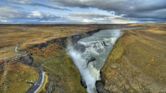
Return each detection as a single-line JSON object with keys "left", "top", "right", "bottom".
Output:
{"left": 0, "top": 24, "right": 165, "bottom": 93}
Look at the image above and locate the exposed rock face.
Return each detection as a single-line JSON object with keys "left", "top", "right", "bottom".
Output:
{"left": 81, "top": 76, "right": 87, "bottom": 88}
{"left": 19, "top": 53, "right": 33, "bottom": 65}
{"left": 95, "top": 80, "right": 109, "bottom": 93}
{"left": 102, "top": 30, "right": 166, "bottom": 93}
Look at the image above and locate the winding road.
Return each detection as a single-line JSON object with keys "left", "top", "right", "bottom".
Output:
{"left": 27, "top": 70, "right": 46, "bottom": 93}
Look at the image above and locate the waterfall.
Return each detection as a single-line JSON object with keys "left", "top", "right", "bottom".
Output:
{"left": 67, "top": 29, "right": 122, "bottom": 93}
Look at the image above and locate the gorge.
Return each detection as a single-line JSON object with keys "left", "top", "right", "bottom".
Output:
{"left": 67, "top": 29, "right": 123, "bottom": 93}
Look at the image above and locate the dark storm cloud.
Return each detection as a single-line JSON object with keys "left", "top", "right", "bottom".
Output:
{"left": 52, "top": 0, "right": 166, "bottom": 19}
{"left": 129, "top": 8, "right": 166, "bottom": 19}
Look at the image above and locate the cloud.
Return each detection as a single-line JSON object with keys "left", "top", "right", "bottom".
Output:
{"left": 69, "top": 13, "right": 113, "bottom": 19}
{"left": 129, "top": 8, "right": 166, "bottom": 19}
{"left": 0, "top": 6, "right": 20, "bottom": 19}
{"left": 27, "top": 11, "right": 43, "bottom": 18}
{"left": 0, "top": 18, "right": 8, "bottom": 23}
{"left": 7, "top": 0, "right": 32, "bottom": 4}
{"left": 64, "top": 7, "right": 134, "bottom": 24}
{"left": 0, "top": 6, "right": 63, "bottom": 23}
{"left": 0, "top": 0, "right": 165, "bottom": 23}
{"left": 0, "top": 6, "right": 22, "bottom": 23}
{"left": 53, "top": 0, "right": 166, "bottom": 19}
{"left": 29, "top": 3, "right": 71, "bottom": 11}
{"left": 67, "top": 13, "right": 137, "bottom": 24}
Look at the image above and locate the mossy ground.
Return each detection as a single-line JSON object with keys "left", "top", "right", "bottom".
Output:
{"left": 102, "top": 26, "right": 166, "bottom": 93}
{"left": 30, "top": 44, "right": 86, "bottom": 93}
{"left": 0, "top": 62, "right": 38, "bottom": 93}
{"left": 0, "top": 25, "right": 97, "bottom": 59}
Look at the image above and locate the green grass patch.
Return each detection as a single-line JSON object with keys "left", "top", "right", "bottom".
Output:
{"left": 33, "top": 48, "right": 86, "bottom": 93}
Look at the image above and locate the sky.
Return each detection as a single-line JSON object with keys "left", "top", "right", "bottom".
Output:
{"left": 0, "top": 0, "right": 166, "bottom": 24}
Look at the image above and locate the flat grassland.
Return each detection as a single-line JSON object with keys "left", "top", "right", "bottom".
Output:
{"left": 0, "top": 25, "right": 97, "bottom": 60}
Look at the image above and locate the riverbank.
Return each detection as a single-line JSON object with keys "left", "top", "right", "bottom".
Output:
{"left": 102, "top": 25, "right": 166, "bottom": 93}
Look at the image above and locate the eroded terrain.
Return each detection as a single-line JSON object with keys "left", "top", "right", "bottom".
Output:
{"left": 0, "top": 24, "right": 165, "bottom": 93}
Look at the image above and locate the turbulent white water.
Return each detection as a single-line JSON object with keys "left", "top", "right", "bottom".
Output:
{"left": 67, "top": 29, "right": 122, "bottom": 93}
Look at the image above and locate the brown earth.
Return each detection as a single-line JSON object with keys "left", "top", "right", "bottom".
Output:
{"left": 102, "top": 25, "right": 166, "bottom": 93}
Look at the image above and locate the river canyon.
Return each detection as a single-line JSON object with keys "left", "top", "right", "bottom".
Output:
{"left": 67, "top": 29, "right": 123, "bottom": 93}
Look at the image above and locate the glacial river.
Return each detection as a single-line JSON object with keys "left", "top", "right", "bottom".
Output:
{"left": 67, "top": 29, "right": 123, "bottom": 93}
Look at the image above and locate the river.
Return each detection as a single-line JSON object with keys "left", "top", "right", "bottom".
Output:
{"left": 67, "top": 29, "right": 123, "bottom": 93}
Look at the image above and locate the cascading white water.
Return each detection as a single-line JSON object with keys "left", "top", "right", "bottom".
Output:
{"left": 67, "top": 29, "right": 122, "bottom": 93}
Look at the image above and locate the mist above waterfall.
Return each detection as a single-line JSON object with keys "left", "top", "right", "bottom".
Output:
{"left": 67, "top": 29, "right": 122, "bottom": 93}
